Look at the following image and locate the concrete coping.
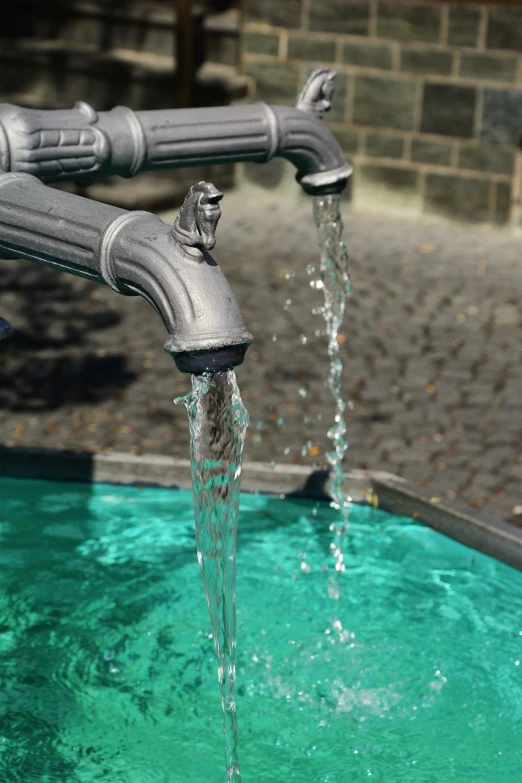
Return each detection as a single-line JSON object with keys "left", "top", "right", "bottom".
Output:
{"left": 1, "top": 445, "right": 521, "bottom": 572}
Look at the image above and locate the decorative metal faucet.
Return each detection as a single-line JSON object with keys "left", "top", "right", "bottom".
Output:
{"left": 0, "top": 67, "right": 352, "bottom": 195}
{"left": 0, "top": 173, "right": 252, "bottom": 374}
{"left": 0, "top": 67, "right": 350, "bottom": 356}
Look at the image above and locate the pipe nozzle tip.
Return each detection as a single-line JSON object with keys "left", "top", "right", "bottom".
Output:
{"left": 172, "top": 344, "right": 250, "bottom": 375}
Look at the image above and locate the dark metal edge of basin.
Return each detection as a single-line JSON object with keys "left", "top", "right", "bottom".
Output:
{"left": 1, "top": 445, "right": 521, "bottom": 572}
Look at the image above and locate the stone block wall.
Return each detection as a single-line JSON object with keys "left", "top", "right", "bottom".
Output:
{"left": 241, "top": 1, "right": 522, "bottom": 226}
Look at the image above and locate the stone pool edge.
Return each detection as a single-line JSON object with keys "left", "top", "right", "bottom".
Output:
{"left": 1, "top": 445, "right": 521, "bottom": 572}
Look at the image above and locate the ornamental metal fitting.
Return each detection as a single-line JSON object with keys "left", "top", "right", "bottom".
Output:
{"left": 172, "top": 181, "right": 223, "bottom": 254}
{"left": 0, "top": 173, "right": 252, "bottom": 374}
{"left": 296, "top": 67, "right": 337, "bottom": 118}
{"left": 0, "top": 65, "right": 352, "bottom": 195}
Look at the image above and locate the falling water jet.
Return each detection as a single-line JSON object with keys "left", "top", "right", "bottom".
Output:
{"left": 176, "top": 371, "right": 249, "bottom": 783}
{"left": 312, "top": 194, "right": 352, "bottom": 600}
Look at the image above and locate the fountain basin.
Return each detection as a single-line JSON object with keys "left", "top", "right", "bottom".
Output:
{"left": 1, "top": 450, "right": 521, "bottom": 782}
{"left": 1, "top": 445, "right": 521, "bottom": 572}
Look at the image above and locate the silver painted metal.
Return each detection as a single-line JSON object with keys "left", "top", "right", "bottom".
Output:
{"left": 296, "top": 67, "right": 337, "bottom": 117}
{"left": 0, "top": 68, "right": 351, "bottom": 195}
{"left": 0, "top": 173, "right": 252, "bottom": 373}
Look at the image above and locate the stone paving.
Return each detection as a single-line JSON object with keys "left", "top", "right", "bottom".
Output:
{"left": 0, "top": 179, "right": 521, "bottom": 524}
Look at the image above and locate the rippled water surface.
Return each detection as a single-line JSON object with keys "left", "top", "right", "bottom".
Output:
{"left": 1, "top": 478, "right": 521, "bottom": 782}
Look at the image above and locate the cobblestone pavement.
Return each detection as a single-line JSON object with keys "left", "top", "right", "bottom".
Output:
{"left": 0, "top": 180, "right": 521, "bottom": 524}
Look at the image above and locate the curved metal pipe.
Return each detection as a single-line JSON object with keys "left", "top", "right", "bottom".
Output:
{"left": 0, "top": 68, "right": 351, "bottom": 195}
{"left": 0, "top": 173, "right": 252, "bottom": 373}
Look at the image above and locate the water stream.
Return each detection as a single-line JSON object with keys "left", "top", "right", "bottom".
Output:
{"left": 172, "top": 195, "right": 351, "bottom": 782}
{"left": 176, "top": 371, "right": 249, "bottom": 783}
{"left": 312, "top": 194, "right": 352, "bottom": 594}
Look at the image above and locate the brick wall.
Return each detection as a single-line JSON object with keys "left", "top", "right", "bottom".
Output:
{"left": 241, "top": 1, "right": 522, "bottom": 226}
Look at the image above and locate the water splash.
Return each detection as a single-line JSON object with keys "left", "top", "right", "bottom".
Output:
{"left": 175, "top": 371, "right": 249, "bottom": 783}
{"left": 312, "top": 194, "right": 352, "bottom": 584}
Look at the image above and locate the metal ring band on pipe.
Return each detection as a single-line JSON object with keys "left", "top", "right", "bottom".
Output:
{"left": 98, "top": 211, "right": 151, "bottom": 293}
{"left": 262, "top": 103, "right": 280, "bottom": 162}
{"left": 115, "top": 107, "right": 147, "bottom": 177}
{"left": 0, "top": 120, "right": 10, "bottom": 174}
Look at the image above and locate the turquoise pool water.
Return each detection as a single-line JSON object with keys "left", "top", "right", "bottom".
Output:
{"left": 0, "top": 478, "right": 521, "bottom": 783}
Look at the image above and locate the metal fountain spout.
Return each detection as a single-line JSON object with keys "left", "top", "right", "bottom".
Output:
{"left": 0, "top": 67, "right": 352, "bottom": 196}
{"left": 0, "top": 173, "right": 252, "bottom": 374}
{"left": 292, "top": 67, "right": 352, "bottom": 193}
